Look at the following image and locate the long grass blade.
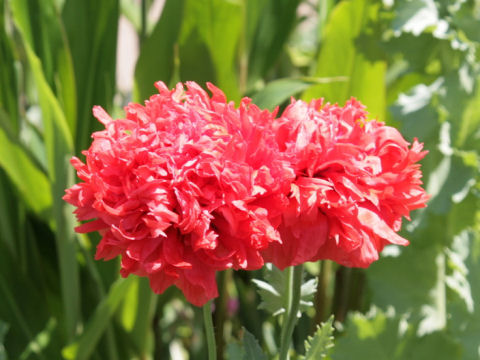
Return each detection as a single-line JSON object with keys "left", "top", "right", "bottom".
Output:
{"left": 62, "top": 276, "right": 135, "bottom": 360}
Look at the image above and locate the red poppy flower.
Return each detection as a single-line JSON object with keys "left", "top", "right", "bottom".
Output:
{"left": 262, "top": 98, "right": 429, "bottom": 268}
{"left": 64, "top": 82, "right": 294, "bottom": 306}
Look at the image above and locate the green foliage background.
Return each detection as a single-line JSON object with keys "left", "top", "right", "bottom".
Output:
{"left": 0, "top": 0, "right": 479, "bottom": 359}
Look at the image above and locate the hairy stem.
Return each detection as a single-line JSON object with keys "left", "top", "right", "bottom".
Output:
{"left": 203, "top": 300, "right": 217, "bottom": 360}
{"left": 313, "top": 260, "right": 332, "bottom": 326}
{"left": 279, "top": 265, "right": 304, "bottom": 360}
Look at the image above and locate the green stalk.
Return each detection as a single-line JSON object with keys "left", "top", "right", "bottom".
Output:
{"left": 279, "top": 265, "right": 304, "bottom": 360}
{"left": 203, "top": 301, "right": 217, "bottom": 360}
{"left": 313, "top": 260, "right": 332, "bottom": 326}
{"left": 214, "top": 270, "right": 231, "bottom": 360}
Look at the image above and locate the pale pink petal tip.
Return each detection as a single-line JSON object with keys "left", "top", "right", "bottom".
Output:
{"left": 92, "top": 106, "right": 113, "bottom": 125}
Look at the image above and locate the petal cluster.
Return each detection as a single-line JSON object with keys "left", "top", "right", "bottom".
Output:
{"left": 64, "top": 82, "right": 293, "bottom": 306}
{"left": 64, "top": 82, "right": 428, "bottom": 305}
{"left": 262, "top": 98, "right": 429, "bottom": 268}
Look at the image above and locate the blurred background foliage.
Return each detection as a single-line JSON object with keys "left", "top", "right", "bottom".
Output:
{"left": 0, "top": 0, "right": 479, "bottom": 359}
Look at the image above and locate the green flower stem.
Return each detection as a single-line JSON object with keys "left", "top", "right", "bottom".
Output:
{"left": 314, "top": 260, "right": 332, "bottom": 326}
{"left": 214, "top": 270, "right": 231, "bottom": 360}
{"left": 279, "top": 264, "right": 304, "bottom": 360}
{"left": 203, "top": 300, "right": 217, "bottom": 360}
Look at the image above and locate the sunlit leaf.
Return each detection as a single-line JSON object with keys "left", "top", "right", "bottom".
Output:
{"left": 253, "top": 264, "right": 316, "bottom": 317}
{"left": 303, "top": 0, "right": 386, "bottom": 119}
{"left": 390, "top": 79, "right": 442, "bottom": 142}
{"left": 302, "top": 315, "right": 335, "bottom": 360}
{"left": 392, "top": 0, "right": 439, "bottom": 36}
{"left": 331, "top": 307, "right": 461, "bottom": 360}
{"left": 367, "top": 242, "right": 445, "bottom": 330}
{"left": 446, "top": 228, "right": 480, "bottom": 360}
{"left": 9, "top": 0, "right": 77, "bottom": 133}
{"left": 0, "top": 119, "right": 51, "bottom": 215}
{"left": 187, "top": 0, "right": 243, "bottom": 100}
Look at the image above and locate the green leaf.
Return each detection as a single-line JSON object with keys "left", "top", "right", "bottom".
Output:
{"left": 451, "top": 0, "right": 480, "bottom": 43}
{"left": 367, "top": 241, "right": 448, "bottom": 330}
{"left": 331, "top": 308, "right": 461, "bottom": 360}
{"left": 19, "top": 318, "right": 57, "bottom": 360}
{"left": 424, "top": 153, "right": 476, "bottom": 216}
{"left": 62, "top": 276, "right": 135, "bottom": 360}
{"left": 226, "top": 342, "right": 245, "bottom": 360}
{"left": 9, "top": 0, "right": 77, "bottom": 133}
{"left": 392, "top": 0, "right": 439, "bottom": 36}
{"left": 303, "top": 0, "right": 386, "bottom": 119}
{"left": 251, "top": 77, "right": 347, "bottom": 110}
{"left": 243, "top": 328, "right": 267, "bottom": 360}
{"left": 12, "top": 1, "right": 81, "bottom": 341}
{"left": 0, "top": 321, "right": 8, "bottom": 360}
{"left": 176, "top": 0, "right": 217, "bottom": 88}
{"left": 247, "top": 0, "right": 302, "bottom": 90}
{"left": 187, "top": 0, "right": 243, "bottom": 100}
{"left": 127, "top": 278, "right": 157, "bottom": 355}
{"left": 446, "top": 229, "right": 480, "bottom": 359}
{"left": 252, "top": 264, "right": 316, "bottom": 317}
{"left": 227, "top": 328, "right": 267, "bottom": 360}
{"left": 390, "top": 80, "right": 442, "bottom": 143}
{"left": 0, "top": 173, "right": 17, "bottom": 256}
{"left": 23, "top": 43, "right": 79, "bottom": 341}
{"left": 62, "top": 0, "right": 119, "bottom": 151}
{"left": 303, "top": 315, "right": 335, "bottom": 360}
{"left": 134, "top": 0, "right": 184, "bottom": 102}
{"left": 0, "top": 119, "right": 51, "bottom": 216}
{"left": 446, "top": 231, "right": 474, "bottom": 314}
{"left": 0, "top": 3, "right": 19, "bottom": 134}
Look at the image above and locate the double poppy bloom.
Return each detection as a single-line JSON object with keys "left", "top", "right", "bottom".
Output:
{"left": 64, "top": 82, "right": 428, "bottom": 306}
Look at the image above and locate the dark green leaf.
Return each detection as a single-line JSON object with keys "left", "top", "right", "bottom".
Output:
{"left": 19, "top": 318, "right": 56, "bottom": 360}
{"left": 134, "top": 0, "right": 184, "bottom": 102}
{"left": 0, "top": 321, "right": 8, "bottom": 360}
{"left": 62, "top": 0, "right": 119, "bottom": 151}
{"left": 243, "top": 328, "right": 267, "bottom": 360}
{"left": 247, "top": 0, "right": 302, "bottom": 89}
{"left": 176, "top": 0, "right": 217, "bottom": 87}
{"left": 0, "top": 3, "right": 19, "bottom": 133}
